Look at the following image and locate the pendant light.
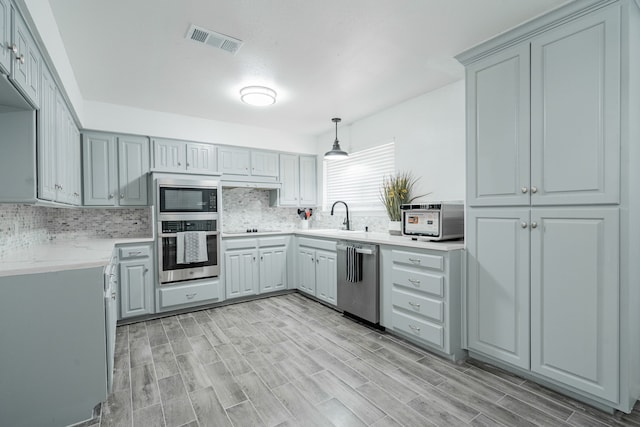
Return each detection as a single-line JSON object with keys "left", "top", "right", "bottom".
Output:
{"left": 324, "top": 117, "right": 348, "bottom": 159}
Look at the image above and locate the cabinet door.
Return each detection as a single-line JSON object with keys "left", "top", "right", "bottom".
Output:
{"left": 37, "top": 65, "right": 57, "bottom": 201}
{"left": 315, "top": 250, "right": 337, "bottom": 305}
{"left": 186, "top": 142, "right": 216, "bottom": 173}
{"left": 466, "top": 44, "right": 530, "bottom": 207}
{"left": 66, "top": 112, "right": 81, "bottom": 205}
{"left": 251, "top": 150, "right": 279, "bottom": 178}
{"left": 225, "top": 250, "right": 258, "bottom": 299}
{"left": 219, "top": 147, "right": 250, "bottom": 176}
{"left": 0, "top": 0, "right": 10, "bottom": 74}
{"left": 297, "top": 248, "right": 316, "bottom": 295}
{"left": 11, "top": 8, "right": 40, "bottom": 107}
{"left": 118, "top": 135, "right": 149, "bottom": 206}
{"left": 119, "top": 258, "right": 153, "bottom": 318}
{"left": 279, "top": 154, "right": 299, "bottom": 206}
{"left": 299, "top": 155, "right": 317, "bottom": 205}
{"left": 152, "top": 138, "right": 186, "bottom": 172}
{"left": 530, "top": 207, "right": 619, "bottom": 401}
{"left": 530, "top": 6, "right": 620, "bottom": 206}
{"left": 56, "top": 92, "right": 75, "bottom": 204}
{"left": 259, "top": 247, "right": 287, "bottom": 293}
{"left": 83, "top": 133, "right": 117, "bottom": 206}
{"left": 466, "top": 208, "right": 530, "bottom": 369}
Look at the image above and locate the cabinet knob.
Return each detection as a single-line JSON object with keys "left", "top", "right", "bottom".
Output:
{"left": 144, "top": 268, "right": 149, "bottom": 273}
{"left": 521, "top": 187, "right": 528, "bottom": 194}
{"left": 531, "top": 222, "right": 538, "bottom": 229}
{"left": 111, "top": 291, "right": 117, "bottom": 300}
{"left": 120, "top": 193, "right": 125, "bottom": 199}
{"left": 521, "top": 222, "right": 528, "bottom": 229}
{"left": 531, "top": 186, "right": 538, "bottom": 194}
{"left": 108, "top": 194, "right": 114, "bottom": 199}
{"left": 177, "top": 162, "right": 181, "bottom": 166}
{"left": 316, "top": 259, "right": 319, "bottom": 264}
{"left": 260, "top": 256, "right": 264, "bottom": 261}
{"left": 8, "top": 44, "right": 17, "bottom": 54}
{"left": 186, "top": 162, "right": 190, "bottom": 167}
{"left": 17, "top": 54, "right": 24, "bottom": 64}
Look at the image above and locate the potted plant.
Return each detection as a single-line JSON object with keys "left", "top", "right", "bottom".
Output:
{"left": 379, "top": 172, "right": 429, "bottom": 235}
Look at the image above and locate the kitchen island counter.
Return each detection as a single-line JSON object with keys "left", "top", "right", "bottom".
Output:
{"left": 0, "top": 237, "right": 154, "bottom": 277}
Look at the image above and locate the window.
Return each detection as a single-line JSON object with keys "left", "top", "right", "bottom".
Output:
{"left": 323, "top": 141, "right": 395, "bottom": 212}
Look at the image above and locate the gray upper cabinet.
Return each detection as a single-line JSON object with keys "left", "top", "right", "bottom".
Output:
{"left": 218, "top": 147, "right": 250, "bottom": 176}
{"left": 0, "top": 0, "right": 9, "bottom": 74}
{"left": 530, "top": 6, "right": 620, "bottom": 206}
{"left": 219, "top": 147, "right": 280, "bottom": 182}
{"left": 37, "top": 69, "right": 81, "bottom": 205}
{"left": 152, "top": 137, "right": 216, "bottom": 174}
{"left": 9, "top": 4, "right": 40, "bottom": 108}
{"left": 466, "top": 4, "right": 619, "bottom": 208}
{"left": 83, "top": 132, "right": 149, "bottom": 206}
{"left": 466, "top": 44, "right": 530, "bottom": 207}
{"left": 276, "top": 153, "right": 317, "bottom": 207}
{"left": 250, "top": 150, "right": 279, "bottom": 178}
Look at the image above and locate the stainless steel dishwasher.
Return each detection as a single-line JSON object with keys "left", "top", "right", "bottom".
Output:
{"left": 336, "top": 240, "right": 380, "bottom": 324}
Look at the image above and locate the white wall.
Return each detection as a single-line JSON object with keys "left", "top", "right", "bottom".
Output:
{"left": 83, "top": 101, "right": 316, "bottom": 153}
{"left": 316, "top": 80, "right": 466, "bottom": 204}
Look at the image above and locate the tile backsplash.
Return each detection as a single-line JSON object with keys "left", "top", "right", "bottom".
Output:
{"left": 0, "top": 204, "right": 151, "bottom": 258}
{"left": 0, "top": 189, "right": 390, "bottom": 257}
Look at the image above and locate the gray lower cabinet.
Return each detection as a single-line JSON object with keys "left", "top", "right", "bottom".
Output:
{"left": 118, "top": 244, "right": 154, "bottom": 319}
{"left": 381, "top": 245, "right": 464, "bottom": 361}
{"left": 296, "top": 237, "right": 337, "bottom": 305}
{"left": 458, "top": 0, "right": 639, "bottom": 412}
{"left": 224, "top": 236, "right": 289, "bottom": 299}
{"left": 0, "top": 267, "right": 108, "bottom": 427}
{"left": 83, "top": 132, "right": 149, "bottom": 206}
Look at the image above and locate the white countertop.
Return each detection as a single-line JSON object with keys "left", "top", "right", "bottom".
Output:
{"left": 223, "top": 229, "right": 464, "bottom": 251}
{"left": 0, "top": 237, "right": 154, "bottom": 277}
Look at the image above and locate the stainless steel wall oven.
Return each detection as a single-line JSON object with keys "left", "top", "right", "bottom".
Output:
{"left": 156, "top": 178, "right": 221, "bottom": 284}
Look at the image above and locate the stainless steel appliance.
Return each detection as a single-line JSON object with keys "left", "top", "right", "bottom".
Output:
{"left": 401, "top": 202, "right": 464, "bottom": 241}
{"left": 158, "top": 215, "right": 220, "bottom": 283}
{"left": 336, "top": 241, "right": 380, "bottom": 324}
{"left": 157, "top": 177, "right": 218, "bottom": 214}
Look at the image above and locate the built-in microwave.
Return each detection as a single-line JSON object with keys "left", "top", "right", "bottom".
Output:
{"left": 157, "top": 178, "right": 219, "bottom": 214}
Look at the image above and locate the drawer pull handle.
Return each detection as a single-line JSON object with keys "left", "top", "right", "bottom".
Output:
{"left": 186, "top": 293, "right": 197, "bottom": 299}
{"left": 408, "top": 278, "right": 421, "bottom": 286}
{"left": 408, "top": 258, "right": 421, "bottom": 264}
{"left": 408, "top": 301, "right": 421, "bottom": 309}
{"left": 409, "top": 324, "right": 421, "bottom": 332}
{"left": 129, "top": 251, "right": 141, "bottom": 255}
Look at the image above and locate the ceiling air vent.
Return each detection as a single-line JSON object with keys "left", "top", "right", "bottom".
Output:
{"left": 185, "top": 24, "right": 243, "bottom": 55}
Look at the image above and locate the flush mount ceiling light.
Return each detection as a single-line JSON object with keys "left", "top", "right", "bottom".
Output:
{"left": 240, "top": 86, "right": 277, "bottom": 106}
{"left": 324, "top": 117, "right": 348, "bottom": 160}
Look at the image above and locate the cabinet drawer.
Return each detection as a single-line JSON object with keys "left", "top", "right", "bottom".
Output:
{"left": 159, "top": 280, "right": 220, "bottom": 309}
{"left": 119, "top": 245, "right": 151, "bottom": 259}
{"left": 392, "top": 250, "right": 443, "bottom": 271}
{"left": 392, "top": 266, "right": 444, "bottom": 297}
{"left": 393, "top": 310, "right": 444, "bottom": 348}
{"left": 298, "top": 237, "right": 336, "bottom": 251}
{"left": 392, "top": 288, "right": 443, "bottom": 322}
{"left": 258, "top": 236, "right": 288, "bottom": 247}
{"left": 224, "top": 238, "right": 258, "bottom": 251}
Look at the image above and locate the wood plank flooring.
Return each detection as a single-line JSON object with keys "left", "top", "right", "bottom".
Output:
{"left": 79, "top": 293, "right": 640, "bottom": 427}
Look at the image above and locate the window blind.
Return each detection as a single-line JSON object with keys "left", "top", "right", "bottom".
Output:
{"left": 324, "top": 142, "right": 395, "bottom": 211}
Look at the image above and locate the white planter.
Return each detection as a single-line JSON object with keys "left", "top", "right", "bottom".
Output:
{"left": 388, "top": 220, "right": 402, "bottom": 235}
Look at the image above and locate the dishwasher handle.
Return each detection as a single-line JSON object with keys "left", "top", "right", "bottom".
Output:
{"left": 336, "top": 244, "right": 376, "bottom": 255}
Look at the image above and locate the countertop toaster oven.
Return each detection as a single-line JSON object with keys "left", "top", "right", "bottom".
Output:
{"left": 401, "top": 202, "right": 464, "bottom": 241}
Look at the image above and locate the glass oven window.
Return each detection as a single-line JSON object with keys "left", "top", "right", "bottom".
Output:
{"left": 162, "top": 235, "right": 219, "bottom": 271}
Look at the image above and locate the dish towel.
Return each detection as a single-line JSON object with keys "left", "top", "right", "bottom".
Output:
{"left": 346, "top": 245, "right": 363, "bottom": 283}
{"left": 176, "top": 232, "right": 209, "bottom": 264}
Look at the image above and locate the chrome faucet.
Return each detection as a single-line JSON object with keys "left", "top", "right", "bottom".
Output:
{"left": 330, "top": 200, "right": 350, "bottom": 230}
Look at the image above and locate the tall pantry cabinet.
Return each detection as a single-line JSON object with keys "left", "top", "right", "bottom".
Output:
{"left": 457, "top": 0, "right": 640, "bottom": 413}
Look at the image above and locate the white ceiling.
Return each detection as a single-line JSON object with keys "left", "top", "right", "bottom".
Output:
{"left": 48, "top": 0, "right": 569, "bottom": 137}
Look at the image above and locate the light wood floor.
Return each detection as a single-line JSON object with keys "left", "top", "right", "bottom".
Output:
{"left": 79, "top": 293, "right": 640, "bottom": 427}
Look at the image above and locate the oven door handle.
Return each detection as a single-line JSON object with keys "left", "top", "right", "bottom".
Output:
{"left": 158, "top": 231, "right": 219, "bottom": 237}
